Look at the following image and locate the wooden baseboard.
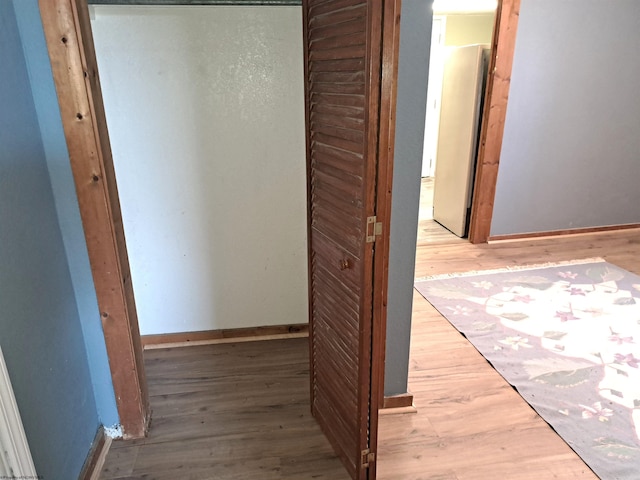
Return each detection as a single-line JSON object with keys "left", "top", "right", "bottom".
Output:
{"left": 379, "top": 405, "right": 418, "bottom": 415}
{"left": 78, "top": 426, "right": 112, "bottom": 480}
{"left": 489, "top": 223, "right": 640, "bottom": 242}
{"left": 142, "top": 323, "right": 309, "bottom": 350}
{"left": 382, "top": 392, "right": 414, "bottom": 409}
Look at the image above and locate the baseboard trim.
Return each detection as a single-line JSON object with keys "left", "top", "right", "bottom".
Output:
{"left": 382, "top": 392, "right": 414, "bottom": 410}
{"left": 78, "top": 426, "right": 112, "bottom": 480}
{"left": 142, "top": 324, "right": 309, "bottom": 350}
{"left": 379, "top": 405, "right": 418, "bottom": 415}
{"left": 489, "top": 223, "right": 640, "bottom": 242}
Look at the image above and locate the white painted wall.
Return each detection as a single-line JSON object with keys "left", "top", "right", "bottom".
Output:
{"left": 91, "top": 6, "right": 307, "bottom": 335}
{"left": 491, "top": 0, "right": 640, "bottom": 236}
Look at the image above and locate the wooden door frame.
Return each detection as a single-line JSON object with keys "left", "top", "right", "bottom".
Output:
{"left": 39, "top": 0, "right": 150, "bottom": 439}
{"left": 468, "top": 0, "right": 521, "bottom": 243}
{"left": 37, "top": 0, "right": 519, "bottom": 442}
{"left": 368, "top": 1, "right": 402, "bottom": 476}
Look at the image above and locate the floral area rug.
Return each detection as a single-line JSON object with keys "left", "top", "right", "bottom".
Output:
{"left": 415, "top": 259, "right": 640, "bottom": 479}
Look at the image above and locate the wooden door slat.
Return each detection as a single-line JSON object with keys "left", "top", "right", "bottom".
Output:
{"left": 309, "top": 19, "right": 366, "bottom": 46}
{"left": 309, "top": 44, "right": 367, "bottom": 62}
{"left": 312, "top": 102, "right": 365, "bottom": 119}
{"left": 304, "top": 0, "right": 389, "bottom": 478}
{"left": 310, "top": 30, "right": 367, "bottom": 51}
{"left": 309, "top": 58, "right": 365, "bottom": 73}
{"left": 310, "top": 82, "right": 366, "bottom": 95}
{"left": 311, "top": 112, "right": 365, "bottom": 131}
{"left": 309, "top": 0, "right": 363, "bottom": 17}
{"left": 309, "top": 4, "right": 366, "bottom": 29}
{"left": 311, "top": 70, "right": 366, "bottom": 84}
{"left": 313, "top": 131, "right": 365, "bottom": 154}
{"left": 312, "top": 184, "right": 363, "bottom": 217}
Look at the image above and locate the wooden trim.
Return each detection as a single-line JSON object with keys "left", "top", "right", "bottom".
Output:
{"left": 300, "top": 0, "right": 314, "bottom": 434}
{"left": 489, "top": 224, "right": 640, "bottom": 243}
{"left": 142, "top": 324, "right": 309, "bottom": 349}
{"left": 39, "top": 0, "right": 149, "bottom": 439}
{"left": 382, "top": 392, "right": 414, "bottom": 409}
{"left": 78, "top": 426, "right": 112, "bottom": 480}
{"left": 368, "top": 0, "right": 402, "bottom": 478}
{"left": 468, "top": 0, "right": 521, "bottom": 244}
{"left": 379, "top": 405, "right": 417, "bottom": 415}
{"left": 359, "top": 2, "right": 386, "bottom": 478}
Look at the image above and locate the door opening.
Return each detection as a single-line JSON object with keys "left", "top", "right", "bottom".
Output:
{"left": 39, "top": 0, "right": 518, "bottom": 474}
{"left": 39, "top": 0, "right": 400, "bottom": 478}
{"left": 418, "top": 0, "right": 520, "bottom": 245}
{"left": 418, "top": 2, "right": 495, "bottom": 244}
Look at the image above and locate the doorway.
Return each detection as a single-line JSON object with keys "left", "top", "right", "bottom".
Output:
{"left": 40, "top": 1, "right": 400, "bottom": 477}
{"left": 39, "top": 0, "right": 519, "bottom": 473}
{"left": 418, "top": 1, "right": 497, "bottom": 245}
{"left": 87, "top": 4, "right": 309, "bottom": 340}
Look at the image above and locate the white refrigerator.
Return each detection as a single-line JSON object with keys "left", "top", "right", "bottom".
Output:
{"left": 432, "top": 44, "right": 490, "bottom": 237}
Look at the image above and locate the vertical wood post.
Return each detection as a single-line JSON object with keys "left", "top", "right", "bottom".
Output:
{"left": 39, "top": 0, "right": 149, "bottom": 438}
{"left": 468, "top": 0, "right": 521, "bottom": 244}
{"left": 369, "top": 0, "right": 402, "bottom": 477}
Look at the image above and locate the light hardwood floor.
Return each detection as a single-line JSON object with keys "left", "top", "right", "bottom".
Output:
{"left": 417, "top": 177, "right": 466, "bottom": 246}
{"left": 100, "top": 338, "right": 349, "bottom": 479}
{"left": 100, "top": 228, "right": 640, "bottom": 479}
{"left": 377, "top": 228, "right": 640, "bottom": 480}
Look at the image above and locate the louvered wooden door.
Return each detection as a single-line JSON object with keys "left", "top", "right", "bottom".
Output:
{"left": 303, "top": 1, "right": 392, "bottom": 479}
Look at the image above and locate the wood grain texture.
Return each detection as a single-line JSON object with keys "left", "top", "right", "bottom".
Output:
{"left": 99, "top": 230, "right": 640, "bottom": 479}
{"left": 100, "top": 339, "right": 351, "bottom": 480}
{"left": 369, "top": 3, "right": 401, "bottom": 477}
{"left": 382, "top": 392, "right": 413, "bottom": 409}
{"left": 375, "top": 230, "right": 640, "bottom": 479}
{"left": 79, "top": 426, "right": 112, "bottom": 480}
{"left": 38, "top": 0, "right": 149, "bottom": 438}
{"left": 303, "top": 0, "right": 388, "bottom": 477}
{"left": 468, "top": 0, "right": 521, "bottom": 244}
{"left": 417, "top": 177, "right": 467, "bottom": 245}
{"left": 141, "top": 324, "right": 309, "bottom": 349}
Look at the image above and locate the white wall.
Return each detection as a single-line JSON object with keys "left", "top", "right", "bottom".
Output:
{"left": 491, "top": 0, "right": 640, "bottom": 236}
{"left": 91, "top": 6, "right": 307, "bottom": 335}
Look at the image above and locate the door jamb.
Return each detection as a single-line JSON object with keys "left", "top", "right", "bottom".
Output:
{"left": 368, "top": 0, "right": 402, "bottom": 477}
{"left": 468, "top": 0, "right": 521, "bottom": 243}
{"left": 38, "top": 0, "right": 149, "bottom": 438}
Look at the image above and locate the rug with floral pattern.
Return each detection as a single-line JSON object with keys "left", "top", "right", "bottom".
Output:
{"left": 415, "top": 259, "right": 640, "bottom": 479}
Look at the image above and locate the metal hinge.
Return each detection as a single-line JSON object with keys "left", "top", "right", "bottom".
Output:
{"left": 365, "top": 216, "right": 383, "bottom": 243}
{"left": 361, "top": 449, "right": 375, "bottom": 468}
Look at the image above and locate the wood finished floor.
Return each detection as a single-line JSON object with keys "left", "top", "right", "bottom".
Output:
{"left": 101, "top": 228, "right": 640, "bottom": 479}
{"left": 417, "top": 177, "right": 466, "bottom": 246}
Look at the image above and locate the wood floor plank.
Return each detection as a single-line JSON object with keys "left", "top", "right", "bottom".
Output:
{"left": 102, "top": 338, "right": 348, "bottom": 479}
{"left": 417, "top": 177, "right": 467, "bottom": 246}
{"left": 99, "top": 446, "right": 138, "bottom": 479}
{"left": 101, "top": 225, "right": 640, "bottom": 479}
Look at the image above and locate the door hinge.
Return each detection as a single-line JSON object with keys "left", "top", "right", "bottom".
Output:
{"left": 366, "top": 216, "right": 383, "bottom": 243}
{"left": 361, "top": 448, "right": 375, "bottom": 468}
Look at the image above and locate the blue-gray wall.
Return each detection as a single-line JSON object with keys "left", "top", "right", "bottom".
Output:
{"left": 491, "top": 0, "right": 640, "bottom": 236}
{"left": 0, "top": 1, "right": 113, "bottom": 477}
{"left": 385, "top": 0, "right": 432, "bottom": 396}
{"left": 13, "top": 0, "right": 119, "bottom": 428}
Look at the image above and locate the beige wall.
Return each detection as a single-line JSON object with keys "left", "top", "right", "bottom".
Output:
{"left": 444, "top": 13, "right": 495, "bottom": 46}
